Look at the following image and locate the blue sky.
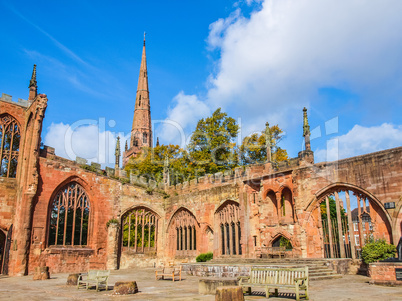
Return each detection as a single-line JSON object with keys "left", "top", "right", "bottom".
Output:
{"left": 1, "top": 0, "right": 402, "bottom": 167}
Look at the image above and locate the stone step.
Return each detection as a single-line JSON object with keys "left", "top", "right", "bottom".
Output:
{"left": 310, "top": 271, "right": 338, "bottom": 276}
{"left": 310, "top": 274, "right": 343, "bottom": 281}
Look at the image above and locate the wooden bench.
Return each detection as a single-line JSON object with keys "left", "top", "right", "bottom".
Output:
{"left": 238, "top": 266, "right": 309, "bottom": 300}
{"left": 155, "top": 266, "right": 182, "bottom": 282}
{"left": 77, "top": 270, "right": 110, "bottom": 291}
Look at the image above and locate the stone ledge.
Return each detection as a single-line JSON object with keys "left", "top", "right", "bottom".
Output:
{"left": 45, "top": 247, "right": 94, "bottom": 256}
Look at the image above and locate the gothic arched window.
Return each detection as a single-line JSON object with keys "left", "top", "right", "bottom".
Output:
{"left": 122, "top": 207, "right": 158, "bottom": 253}
{"left": 0, "top": 114, "right": 20, "bottom": 178}
{"left": 48, "top": 182, "right": 90, "bottom": 246}
{"left": 173, "top": 209, "right": 197, "bottom": 254}
{"left": 143, "top": 132, "right": 147, "bottom": 144}
{"left": 216, "top": 201, "right": 242, "bottom": 256}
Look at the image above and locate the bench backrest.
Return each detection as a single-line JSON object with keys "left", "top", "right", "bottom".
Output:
{"left": 249, "top": 267, "right": 308, "bottom": 285}
{"left": 87, "top": 270, "right": 110, "bottom": 280}
{"left": 162, "top": 266, "right": 181, "bottom": 274}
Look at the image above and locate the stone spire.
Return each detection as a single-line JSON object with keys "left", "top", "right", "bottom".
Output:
{"left": 28, "top": 64, "right": 37, "bottom": 102}
{"left": 303, "top": 107, "right": 311, "bottom": 151}
{"left": 123, "top": 36, "right": 153, "bottom": 166}
{"left": 115, "top": 136, "right": 121, "bottom": 170}
{"left": 156, "top": 137, "right": 160, "bottom": 147}
{"left": 265, "top": 122, "right": 272, "bottom": 162}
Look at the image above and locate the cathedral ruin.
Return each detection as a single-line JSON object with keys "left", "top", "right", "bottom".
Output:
{"left": 0, "top": 40, "right": 401, "bottom": 277}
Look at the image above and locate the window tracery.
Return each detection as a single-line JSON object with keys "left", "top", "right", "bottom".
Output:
{"left": 48, "top": 182, "right": 90, "bottom": 246}
{"left": 122, "top": 207, "right": 158, "bottom": 253}
{"left": 0, "top": 114, "right": 20, "bottom": 178}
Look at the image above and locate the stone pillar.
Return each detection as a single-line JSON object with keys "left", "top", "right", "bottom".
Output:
{"left": 106, "top": 223, "right": 119, "bottom": 270}
{"left": 335, "top": 192, "right": 346, "bottom": 258}
{"left": 345, "top": 191, "right": 356, "bottom": 259}
{"left": 325, "top": 196, "right": 334, "bottom": 258}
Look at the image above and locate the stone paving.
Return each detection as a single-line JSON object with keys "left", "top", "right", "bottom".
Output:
{"left": 0, "top": 268, "right": 401, "bottom": 301}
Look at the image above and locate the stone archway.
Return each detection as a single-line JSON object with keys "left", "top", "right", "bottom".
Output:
{"left": 309, "top": 184, "right": 392, "bottom": 259}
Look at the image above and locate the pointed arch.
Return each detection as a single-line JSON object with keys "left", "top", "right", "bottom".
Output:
{"left": 269, "top": 232, "right": 294, "bottom": 249}
{"left": 167, "top": 207, "right": 199, "bottom": 257}
{"left": 121, "top": 206, "right": 159, "bottom": 253}
{"left": 304, "top": 182, "right": 393, "bottom": 259}
{"left": 47, "top": 181, "right": 90, "bottom": 246}
{"left": 215, "top": 200, "right": 242, "bottom": 256}
{"left": 0, "top": 113, "right": 21, "bottom": 178}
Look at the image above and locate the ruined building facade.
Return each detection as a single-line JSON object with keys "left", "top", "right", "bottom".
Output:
{"left": 0, "top": 44, "right": 401, "bottom": 277}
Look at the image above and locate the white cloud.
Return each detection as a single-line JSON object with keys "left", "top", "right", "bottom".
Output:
{"left": 163, "top": 0, "right": 402, "bottom": 143}
{"left": 315, "top": 123, "right": 402, "bottom": 162}
{"left": 44, "top": 122, "right": 129, "bottom": 168}
{"left": 157, "top": 91, "right": 211, "bottom": 146}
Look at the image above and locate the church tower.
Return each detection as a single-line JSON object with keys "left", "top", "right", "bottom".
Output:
{"left": 123, "top": 35, "right": 152, "bottom": 166}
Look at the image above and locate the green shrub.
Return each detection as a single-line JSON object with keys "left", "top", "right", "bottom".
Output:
{"left": 106, "top": 217, "right": 119, "bottom": 228}
{"left": 196, "top": 252, "right": 213, "bottom": 262}
{"left": 361, "top": 238, "right": 396, "bottom": 264}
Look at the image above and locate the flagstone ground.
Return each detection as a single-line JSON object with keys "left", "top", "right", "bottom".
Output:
{"left": 0, "top": 268, "right": 401, "bottom": 301}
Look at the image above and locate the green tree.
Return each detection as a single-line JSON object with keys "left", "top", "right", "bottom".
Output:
{"left": 320, "top": 196, "right": 346, "bottom": 220}
{"left": 187, "top": 108, "right": 239, "bottom": 174}
{"left": 240, "top": 124, "right": 288, "bottom": 165}
{"left": 125, "top": 145, "right": 197, "bottom": 185}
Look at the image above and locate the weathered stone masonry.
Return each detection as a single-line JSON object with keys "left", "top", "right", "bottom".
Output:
{"left": 0, "top": 61, "right": 401, "bottom": 276}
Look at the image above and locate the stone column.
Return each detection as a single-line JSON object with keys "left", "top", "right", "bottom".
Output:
{"left": 106, "top": 223, "right": 120, "bottom": 270}
{"left": 325, "top": 196, "right": 334, "bottom": 258}
{"left": 335, "top": 192, "right": 346, "bottom": 258}
{"left": 345, "top": 191, "right": 356, "bottom": 259}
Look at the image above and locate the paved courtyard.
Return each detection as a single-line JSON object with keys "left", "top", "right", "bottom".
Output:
{"left": 0, "top": 268, "right": 401, "bottom": 301}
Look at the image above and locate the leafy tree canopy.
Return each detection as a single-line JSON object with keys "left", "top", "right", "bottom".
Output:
{"left": 125, "top": 108, "right": 289, "bottom": 184}
{"left": 240, "top": 124, "right": 288, "bottom": 165}
{"left": 187, "top": 108, "right": 239, "bottom": 174}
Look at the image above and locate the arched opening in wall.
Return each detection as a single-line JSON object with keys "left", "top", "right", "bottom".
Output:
{"left": 168, "top": 208, "right": 199, "bottom": 258}
{"left": 281, "top": 187, "right": 294, "bottom": 222}
{"left": 48, "top": 182, "right": 90, "bottom": 246}
{"left": 142, "top": 133, "right": 147, "bottom": 144}
{"left": 0, "top": 230, "right": 5, "bottom": 273}
{"left": 121, "top": 207, "right": 158, "bottom": 253}
{"left": 316, "top": 188, "right": 392, "bottom": 259}
{"left": 266, "top": 190, "right": 278, "bottom": 222}
{"left": 0, "top": 114, "right": 21, "bottom": 178}
{"left": 271, "top": 235, "right": 293, "bottom": 250}
{"left": 215, "top": 201, "right": 242, "bottom": 256}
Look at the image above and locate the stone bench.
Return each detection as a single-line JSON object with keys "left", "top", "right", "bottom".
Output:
{"left": 199, "top": 278, "right": 239, "bottom": 295}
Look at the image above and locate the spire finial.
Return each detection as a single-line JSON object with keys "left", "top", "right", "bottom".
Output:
{"left": 29, "top": 64, "right": 37, "bottom": 88}
{"left": 265, "top": 122, "right": 272, "bottom": 162}
{"left": 115, "top": 136, "right": 121, "bottom": 170}
{"left": 303, "top": 107, "right": 311, "bottom": 151}
{"left": 144, "top": 31, "right": 146, "bottom": 45}
{"left": 303, "top": 107, "right": 310, "bottom": 137}
{"left": 28, "top": 64, "right": 38, "bottom": 102}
